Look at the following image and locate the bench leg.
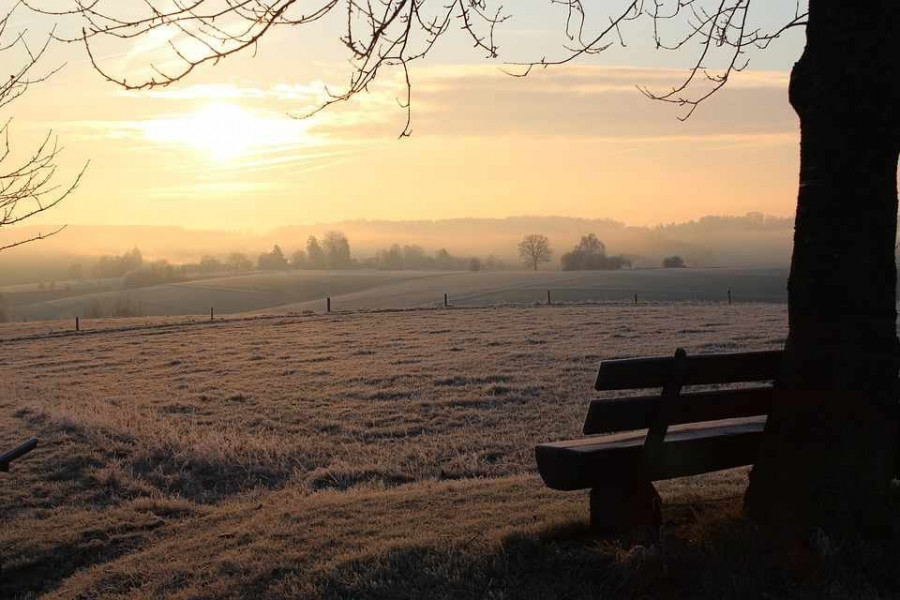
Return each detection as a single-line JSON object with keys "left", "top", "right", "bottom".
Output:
{"left": 589, "top": 478, "right": 661, "bottom": 535}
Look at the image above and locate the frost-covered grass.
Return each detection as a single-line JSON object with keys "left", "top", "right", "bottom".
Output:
{"left": 8, "top": 267, "right": 788, "bottom": 321}
{"left": 2, "top": 304, "right": 898, "bottom": 599}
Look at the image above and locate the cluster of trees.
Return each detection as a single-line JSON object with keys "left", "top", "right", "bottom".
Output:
{"left": 121, "top": 260, "right": 183, "bottom": 288}
{"left": 662, "top": 255, "right": 686, "bottom": 268}
{"left": 71, "top": 234, "right": 505, "bottom": 286}
{"left": 364, "top": 244, "right": 500, "bottom": 271}
{"left": 207, "top": 234, "right": 501, "bottom": 273}
{"left": 518, "top": 234, "right": 631, "bottom": 271}
{"left": 191, "top": 253, "right": 254, "bottom": 273}
{"left": 286, "top": 232, "right": 353, "bottom": 270}
{"left": 561, "top": 235, "right": 631, "bottom": 271}
{"left": 92, "top": 248, "right": 144, "bottom": 278}
{"left": 253, "top": 232, "right": 354, "bottom": 270}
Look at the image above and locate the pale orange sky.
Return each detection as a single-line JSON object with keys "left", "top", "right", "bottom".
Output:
{"left": 10, "top": 2, "right": 806, "bottom": 232}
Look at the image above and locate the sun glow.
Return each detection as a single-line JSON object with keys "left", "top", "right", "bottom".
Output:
{"left": 141, "top": 102, "right": 313, "bottom": 161}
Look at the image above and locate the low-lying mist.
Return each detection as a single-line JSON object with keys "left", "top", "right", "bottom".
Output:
{"left": 0, "top": 213, "right": 792, "bottom": 286}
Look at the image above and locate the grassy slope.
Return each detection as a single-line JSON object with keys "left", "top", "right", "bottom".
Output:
{"left": 1, "top": 305, "right": 897, "bottom": 599}
{"left": 8, "top": 268, "right": 789, "bottom": 322}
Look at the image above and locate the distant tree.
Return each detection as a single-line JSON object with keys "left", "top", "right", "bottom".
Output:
{"left": 484, "top": 255, "right": 506, "bottom": 271}
{"left": 518, "top": 234, "right": 552, "bottom": 271}
{"left": 402, "top": 244, "right": 427, "bottom": 268}
{"left": 69, "top": 263, "right": 84, "bottom": 281}
{"left": 0, "top": 293, "right": 8, "bottom": 323}
{"left": 662, "top": 255, "right": 686, "bottom": 269}
{"left": 322, "top": 231, "right": 352, "bottom": 269}
{"left": 376, "top": 244, "right": 404, "bottom": 270}
{"left": 434, "top": 248, "right": 455, "bottom": 270}
{"left": 290, "top": 249, "right": 307, "bottom": 269}
{"left": 258, "top": 245, "right": 288, "bottom": 270}
{"left": 468, "top": 257, "right": 482, "bottom": 272}
{"left": 93, "top": 247, "right": 144, "bottom": 278}
{"left": 306, "top": 236, "right": 326, "bottom": 269}
{"left": 561, "top": 234, "right": 630, "bottom": 271}
{"left": 199, "top": 255, "right": 223, "bottom": 272}
{"left": 225, "top": 252, "right": 253, "bottom": 272}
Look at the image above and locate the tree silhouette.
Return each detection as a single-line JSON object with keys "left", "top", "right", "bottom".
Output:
{"left": 0, "top": 3, "right": 85, "bottom": 252}
{"left": 322, "top": 231, "right": 352, "bottom": 269}
{"left": 518, "top": 234, "right": 552, "bottom": 272}
{"left": 306, "top": 236, "right": 326, "bottom": 270}
{"left": 42, "top": 1, "right": 900, "bottom": 537}
{"left": 662, "top": 256, "right": 685, "bottom": 269}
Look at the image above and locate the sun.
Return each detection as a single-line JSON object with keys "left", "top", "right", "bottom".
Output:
{"left": 142, "top": 102, "right": 311, "bottom": 161}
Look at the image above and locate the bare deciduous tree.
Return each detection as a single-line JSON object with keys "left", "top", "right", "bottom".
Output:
{"left": 518, "top": 234, "right": 552, "bottom": 272}
{"left": 0, "top": 3, "right": 84, "bottom": 252}
{"left": 36, "top": 0, "right": 900, "bottom": 537}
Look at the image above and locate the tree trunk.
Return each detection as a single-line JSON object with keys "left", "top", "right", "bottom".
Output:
{"left": 746, "top": 1, "right": 900, "bottom": 538}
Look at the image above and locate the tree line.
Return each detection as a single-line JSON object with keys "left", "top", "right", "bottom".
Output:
{"left": 63, "top": 232, "right": 512, "bottom": 291}
{"left": 518, "top": 234, "right": 685, "bottom": 271}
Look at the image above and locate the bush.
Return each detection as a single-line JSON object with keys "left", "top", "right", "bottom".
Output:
{"left": 662, "top": 255, "right": 686, "bottom": 268}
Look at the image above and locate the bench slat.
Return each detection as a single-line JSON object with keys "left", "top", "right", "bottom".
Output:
{"left": 536, "top": 418, "right": 764, "bottom": 491}
{"left": 594, "top": 350, "right": 782, "bottom": 391}
{"left": 582, "top": 387, "right": 774, "bottom": 434}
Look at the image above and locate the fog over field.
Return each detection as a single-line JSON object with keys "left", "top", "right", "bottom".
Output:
{"left": 0, "top": 213, "right": 793, "bottom": 285}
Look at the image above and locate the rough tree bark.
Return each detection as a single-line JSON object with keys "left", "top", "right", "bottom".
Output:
{"left": 746, "top": 0, "right": 900, "bottom": 537}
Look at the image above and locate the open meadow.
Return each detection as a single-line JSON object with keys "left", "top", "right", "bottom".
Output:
{"left": 2, "top": 303, "right": 899, "bottom": 599}
{"left": 4, "top": 267, "right": 789, "bottom": 322}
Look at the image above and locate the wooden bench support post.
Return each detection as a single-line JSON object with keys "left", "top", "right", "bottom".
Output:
{"left": 589, "top": 477, "right": 661, "bottom": 533}
{"left": 590, "top": 348, "right": 686, "bottom": 535}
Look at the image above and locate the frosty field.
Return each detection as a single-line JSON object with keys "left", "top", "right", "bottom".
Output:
{"left": 2, "top": 303, "right": 898, "bottom": 599}
{"left": 5, "top": 267, "right": 789, "bottom": 322}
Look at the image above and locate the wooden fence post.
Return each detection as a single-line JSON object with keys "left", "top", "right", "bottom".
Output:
{"left": 728, "top": 289, "right": 733, "bottom": 305}
{"left": 443, "top": 293, "right": 448, "bottom": 308}
{"left": 547, "top": 290, "right": 552, "bottom": 306}
{"left": 75, "top": 316, "right": 79, "bottom": 331}
{"left": 634, "top": 293, "right": 638, "bottom": 305}
{"left": 327, "top": 297, "right": 331, "bottom": 313}
{"left": 210, "top": 307, "right": 214, "bottom": 321}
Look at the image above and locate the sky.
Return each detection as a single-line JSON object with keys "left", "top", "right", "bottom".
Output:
{"left": 9, "top": 1, "right": 807, "bottom": 232}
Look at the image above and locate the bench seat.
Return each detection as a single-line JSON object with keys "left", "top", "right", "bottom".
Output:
{"left": 536, "top": 417, "right": 765, "bottom": 491}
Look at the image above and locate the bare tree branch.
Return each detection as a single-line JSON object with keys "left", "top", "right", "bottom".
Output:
{"left": 0, "top": 2, "right": 85, "bottom": 252}
{"left": 30, "top": 1, "right": 807, "bottom": 132}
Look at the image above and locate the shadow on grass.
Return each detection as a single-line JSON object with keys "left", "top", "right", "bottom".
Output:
{"left": 0, "top": 516, "right": 165, "bottom": 598}
{"left": 310, "top": 496, "right": 900, "bottom": 600}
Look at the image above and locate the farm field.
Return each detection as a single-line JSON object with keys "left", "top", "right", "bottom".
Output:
{"left": 6, "top": 267, "right": 789, "bottom": 322}
{"left": 2, "top": 304, "right": 898, "bottom": 599}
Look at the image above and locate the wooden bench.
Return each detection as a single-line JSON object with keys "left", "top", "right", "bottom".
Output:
{"left": 0, "top": 438, "right": 38, "bottom": 473}
{"left": 535, "top": 348, "right": 782, "bottom": 531}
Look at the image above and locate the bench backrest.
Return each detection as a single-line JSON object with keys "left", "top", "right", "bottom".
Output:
{"left": 584, "top": 350, "right": 782, "bottom": 435}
